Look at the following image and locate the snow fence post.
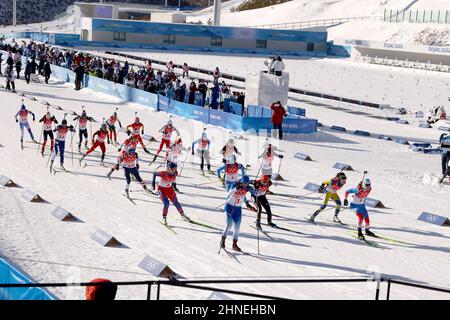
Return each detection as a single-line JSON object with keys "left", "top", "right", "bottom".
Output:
{"left": 375, "top": 277, "right": 381, "bottom": 300}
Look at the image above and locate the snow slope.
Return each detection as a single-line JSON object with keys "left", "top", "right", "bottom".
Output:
{"left": 0, "top": 66, "right": 449, "bottom": 300}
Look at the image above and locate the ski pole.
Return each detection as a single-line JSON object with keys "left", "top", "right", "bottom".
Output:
{"left": 70, "top": 121, "right": 79, "bottom": 165}
{"left": 255, "top": 161, "right": 263, "bottom": 181}
{"left": 36, "top": 123, "right": 43, "bottom": 155}
{"left": 178, "top": 148, "right": 191, "bottom": 177}
{"left": 274, "top": 157, "right": 283, "bottom": 187}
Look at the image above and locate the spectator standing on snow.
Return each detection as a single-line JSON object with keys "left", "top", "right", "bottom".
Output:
{"left": 213, "top": 67, "right": 221, "bottom": 85}
{"left": 182, "top": 62, "right": 189, "bottom": 78}
{"left": 270, "top": 101, "right": 287, "bottom": 140}
{"left": 24, "top": 58, "right": 38, "bottom": 84}
{"left": 43, "top": 60, "right": 52, "bottom": 84}
{"left": 15, "top": 58, "right": 22, "bottom": 79}
{"left": 198, "top": 79, "right": 208, "bottom": 107}
{"left": 188, "top": 81, "right": 197, "bottom": 105}
{"left": 5, "top": 65, "right": 16, "bottom": 93}
{"left": 74, "top": 63, "right": 84, "bottom": 91}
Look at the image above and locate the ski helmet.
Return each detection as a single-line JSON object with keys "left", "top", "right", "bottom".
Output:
{"left": 337, "top": 172, "right": 347, "bottom": 180}
{"left": 228, "top": 138, "right": 234, "bottom": 145}
{"left": 21, "top": 104, "right": 26, "bottom": 110}
{"left": 126, "top": 148, "right": 136, "bottom": 155}
{"left": 241, "top": 175, "right": 250, "bottom": 185}
{"left": 361, "top": 178, "right": 371, "bottom": 190}
{"left": 113, "top": 111, "right": 117, "bottom": 116}
{"left": 201, "top": 132, "right": 207, "bottom": 139}
{"left": 227, "top": 154, "right": 237, "bottom": 163}
{"left": 261, "top": 175, "right": 270, "bottom": 184}
{"left": 81, "top": 110, "right": 86, "bottom": 116}
{"left": 167, "top": 119, "right": 173, "bottom": 126}
{"left": 167, "top": 161, "right": 177, "bottom": 173}
{"left": 46, "top": 111, "right": 51, "bottom": 118}
{"left": 62, "top": 119, "right": 67, "bottom": 126}
{"left": 135, "top": 117, "right": 140, "bottom": 123}
{"left": 266, "top": 144, "right": 272, "bottom": 154}
{"left": 101, "top": 123, "right": 108, "bottom": 131}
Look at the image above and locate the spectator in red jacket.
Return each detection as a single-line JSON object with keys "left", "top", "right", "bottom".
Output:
{"left": 270, "top": 101, "right": 286, "bottom": 140}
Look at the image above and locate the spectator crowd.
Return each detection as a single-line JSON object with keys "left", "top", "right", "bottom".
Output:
{"left": 0, "top": 37, "right": 246, "bottom": 111}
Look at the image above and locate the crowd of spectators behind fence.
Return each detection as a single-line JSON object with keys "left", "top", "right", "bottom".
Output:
{"left": 0, "top": 37, "right": 246, "bottom": 110}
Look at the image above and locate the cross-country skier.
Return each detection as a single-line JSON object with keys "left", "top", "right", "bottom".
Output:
{"left": 126, "top": 116, "right": 150, "bottom": 154}
{"left": 309, "top": 172, "right": 347, "bottom": 223}
{"left": 15, "top": 101, "right": 37, "bottom": 149}
{"left": 106, "top": 148, "right": 149, "bottom": 196}
{"left": 50, "top": 119, "right": 75, "bottom": 171}
{"left": 217, "top": 155, "right": 256, "bottom": 211}
{"left": 217, "top": 155, "right": 246, "bottom": 191}
{"left": 252, "top": 175, "right": 276, "bottom": 229}
{"left": 38, "top": 111, "right": 58, "bottom": 156}
{"left": 258, "top": 143, "right": 283, "bottom": 176}
{"left": 106, "top": 110, "right": 122, "bottom": 145}
{"left": 220, "top": 138, "right": 241, "bottom": 163}
{"left": 151, "top": 119, "right": 180, "bottom": 164}
{"left": 344, "top": 178, "right": 375, "bottom": 240}
{"left": 152, "top": 161, "right": 191, "bottom": 225}
{"left": 192, "top": 131, "right": 213, "bottom": 174}
{"left": 166, "top": 137, "right": 185, "bottom": 164}
{"left": 73, "top": 110, "right": 95, "bottom": 153}
{"left": 220, "top": 176, "right": 256, "bottom": 251}
{"left": 440, "top": 133, "right": 450, "bottom": 180}
{"left": 165, "top": 137, "right": 187, "bottom": 192}
{"left": 118, "top": 134, "right": 139, "bottom": 154}
{"left": 79, "top": 123, "right": 110, "bottom": 165}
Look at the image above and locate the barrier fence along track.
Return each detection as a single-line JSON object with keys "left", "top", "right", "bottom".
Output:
{"left": 0, "top": 277, "right": 448, "bottom": 300}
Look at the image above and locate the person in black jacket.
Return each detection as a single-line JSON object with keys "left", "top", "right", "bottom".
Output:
{"left": 38, "top": 57, "right": 45, "bottom": 75}
{"left": 15, "top": 59, "right": 22, "bottom": 80}
{"left": 198, "top": 80, "right": 207, "bottom": 106}
{"left": 74, "top": 64, "right": 84, "bottom": 91}
{"left": 43, "top": 60, "right": 52, "bottom": 84}
{"left": 24, "top": 58, "right": 38, "bottom": 84}
{"left": 6, "top": 53, "right": 14, "bottom": 69}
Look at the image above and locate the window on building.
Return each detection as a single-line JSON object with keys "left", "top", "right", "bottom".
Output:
{"left": 210, "top": 36, "right": 222, "bottom": 47}
{"left": 81, "top": 29, "right": 89, "bottom": 41}
{"left": 113, "top": 31, "right": 126, "bottom": 42}
{"left": 163, "top": 35, "right": 176, "bottom": 45}
{"left": 256, "top": 40, "right": 267, "bottom": 49}
{"left": 307, "top": 43, "right": 314, "bottom": 52}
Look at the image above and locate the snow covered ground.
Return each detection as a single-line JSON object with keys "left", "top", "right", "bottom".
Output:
{"left": 0, "top": 64, "right": 449, "bottom": 300}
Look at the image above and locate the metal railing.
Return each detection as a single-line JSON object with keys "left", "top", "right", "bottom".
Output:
{"left": 0, "top": 276, "right": 449, "bottom": 300}
{"left": 383, "top": 8, "right": 450, "bottom": 24}
{"left": 246, "top": 16, "right": 382, "bottom": 30}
